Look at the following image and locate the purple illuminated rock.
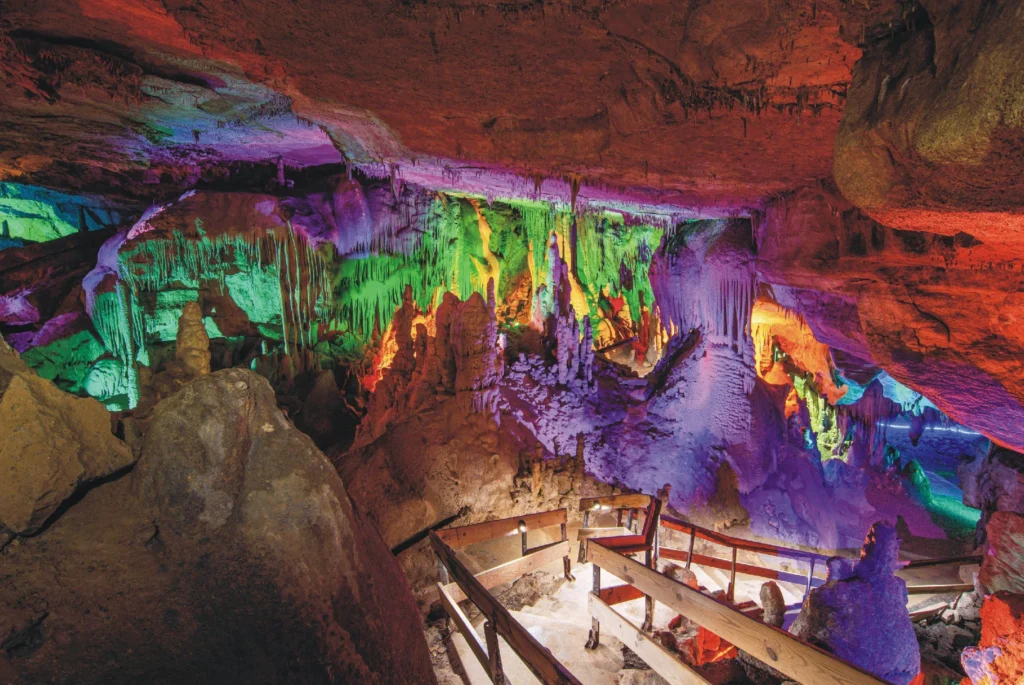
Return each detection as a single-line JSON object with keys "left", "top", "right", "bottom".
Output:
{"left": 791, "top": 521, "right": 919, "bottom": 685}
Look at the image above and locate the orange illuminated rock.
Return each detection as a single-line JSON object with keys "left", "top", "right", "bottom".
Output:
{"left": 961, "top": 593, "right": 1024, "bottom": 685}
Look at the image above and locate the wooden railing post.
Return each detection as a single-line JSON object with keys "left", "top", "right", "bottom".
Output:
{"left": 561, "top": 522, "right": 574, "bottom": 581}
{"left": 484, "top": 617, "right": 505, "bottom": 684}
{"left": 585, "top": 564, "right": 601, "bottom": 649}
{"left": 643, "top": 546, "right": 655, "bottom": 632}
{"left": 728, "top": 545, "right": 738, "bottom": 602}
{"left": 685, "top": 528, "right": 696, "bottom": 570}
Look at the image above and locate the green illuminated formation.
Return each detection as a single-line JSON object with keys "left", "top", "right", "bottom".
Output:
{"left": 9, "top": 186, "right": 665, "bottom": 408}
{"left": 793, "top": 372, "right": 849, "bottom": 461}
{"left": 81, "top": 222, "right": 333, "bottom": 408}
{"left": 332, "top": 195, "right": 664, "bottom": 350}
{"left": 0, "top": 182, "right": 123, "bottom": 247}
{"left": 19, "top": 328, "right": 107, "bottom": 392}
{"left": 571, "top": 213, "right": 662, "bottom": 324}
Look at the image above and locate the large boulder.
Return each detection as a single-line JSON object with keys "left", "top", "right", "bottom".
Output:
{"left": 0, "top": 334, "right": 133, "bottom": 535}
{"left": 791, "top": 521, "right": 920, "bottom": 684}
{"left": 130, "top": 368, "right": 436, "bottom": 684}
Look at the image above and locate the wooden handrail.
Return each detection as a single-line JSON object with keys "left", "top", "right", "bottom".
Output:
{"left": 899, "top": 554, "right": 982, "bottom": 569}
{"left": 659, "top": 548, "right": 827, "bottom": 589}
{"left": 587, "top": 541, "right": 890, "bottom": 685}
{"left": 443, "top": 541, "right": 570, "bottom": 604}
{"left": 660, "top": 513, "right": 835, "bottom": 565}
{"left": 588, "top": 594, "right": 713, "bottom": 685}
{"left": 578, "top": 493, "right": 652, "bottom": 512}
{"left": 430, "top": 531, "right": 583, "bottom": 685}
{"left": 436, "top": 508, "right": 567, "bottom": 548}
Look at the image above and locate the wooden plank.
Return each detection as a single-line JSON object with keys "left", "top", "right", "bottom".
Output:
{"left": 660, "top": 514, "right": 833, "bottom": 565}
{"left": 436, "top": 582, "right": 489, "bottom": 672}
{"left": 577, "top": 527, "right": 634, "bottom": 540}
{"left": 907, "top": 603, "right": 949, "bottom": 622}
{"left": 579, "top": 494, "right": 652, "bottom": 512}
{"left": 906, "top": 583, "right": 974, "bottom": 595}
{"left": 660, "top": 548, "right": 825, "bottom": 589}
{"left": 588, "top": 542, "right": 889, "bottom": 685}
{"left": 599, "top": 584, "right": 646, "bottom": 606}
{"left": 444, "top": 541, "right": 570, "bottom": 604}
{"left": 589, "top": 594, "right": 713, "bottom": 685}
{"left": 436, "top": 509, "right": 567, "bottom": 548}
{"left": 431, "top": 532, "right": 583, "bottom": 685}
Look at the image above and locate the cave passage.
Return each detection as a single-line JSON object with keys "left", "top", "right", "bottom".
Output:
{"left": 2, "top": 2, "right": 1023, "bottom": 684}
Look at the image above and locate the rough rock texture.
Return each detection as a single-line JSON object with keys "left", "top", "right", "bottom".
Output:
{"left": 760, "top": 581, "right": 786, "bottom": 627}
{"left": 130, "top": 368, "right": 436, "bottom": 684}
{"left": 0, "top": 367, "right": 435, "bottom": 684}
{"left": 0, "top": 0, "right": 877, "bottom": 211}
{"left": 0, "top": 333, "right": 133, "bottom": 535}
{"left": 961, "top": 447, "right": 1024, "bottom": 545}
{"left": 979, "top": 512, "right": 1024, "bottom": 596}
{"left": 355, "top": 285, "right": 504, "bottom": 448}
{"left": 757, "top": 184, "right": 1024, "bottom": 453}
{"left": 173, "top": 301, "right": 210, "bottom": 377}
{"left": 792, "top": 521, "right": 920, "bottom": 684}
{"left": 913, "top": 582, "right": 983, "bottom": 674}
{"left": 960, "top": 593, "right": 1024, "bottom": 685}
{"left": 834, "top": 0, "right": 1024, "bottom": 238}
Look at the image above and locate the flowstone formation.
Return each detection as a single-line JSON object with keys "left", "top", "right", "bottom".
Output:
{"left": 792, "top": 521, "right": 920, "bottom": 685}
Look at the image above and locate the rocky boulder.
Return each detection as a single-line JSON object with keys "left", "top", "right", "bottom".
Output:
{"left": 980, "top": 512, "right": 1024, "bottom": 596}
{"left": 0, "top": 333, "right": 133, "bottom": 535}
{"left": 961, "top": 593, "right": 1024, "bottom": 685}
{"left": 791, "top": 521, "right": 920, "bottom": 685}
{"left": 834, "top": 0, "right": 1024, "bottom": 240}
{"left": 130, "top": 368, "right": 436, "bottom": 684}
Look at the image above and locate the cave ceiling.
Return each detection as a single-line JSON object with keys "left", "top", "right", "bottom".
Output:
{"left": 0, "top": 0, "right": 903, "bottom": 210}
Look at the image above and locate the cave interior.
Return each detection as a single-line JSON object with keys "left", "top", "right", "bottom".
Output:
{"left": 1, "top": 1, "right": 1023, "bottom": 684}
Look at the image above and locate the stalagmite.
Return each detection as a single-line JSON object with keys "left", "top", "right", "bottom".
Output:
{"left": 175, "top": 301, "right": 210, "bottom": 377}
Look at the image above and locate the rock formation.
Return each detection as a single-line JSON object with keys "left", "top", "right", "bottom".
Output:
{"left": 760, "top": 581, "right": 786, "bottom": 628}
{"left": 834, "top": 1, "right": 1024, "bottom": 238}
{"left": 980, "top": 512, "right": 1024, "bottom": 596}
{"left": 4, "top": 1, "right": 1023, "bottom": 681}
{"left": 792, "top": 521, "right": 920, "bottom": 685}
{"left": 132, "top": 368, "right": 435, "bottom": 683}
{"left": 0, "top": 333, "right": 133, "bottom": 536}
{"left": 961, "top": 593, "right": 1024, "bottom": 685}
{"left": 1, "top": 366, "right": 437, "bottom": 684}
{"left": 173, "top": 301, "right": 210, "bottom": 377}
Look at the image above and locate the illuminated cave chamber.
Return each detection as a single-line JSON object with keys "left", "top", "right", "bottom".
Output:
{"left": 0, "top": 173, "right": 990, "bottom": 557}
{"left": 4, "top": 0, "right": 1024, "bottom": 680}
{"left": 0, "top": 169, "right": 1006, "bottom": 685}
